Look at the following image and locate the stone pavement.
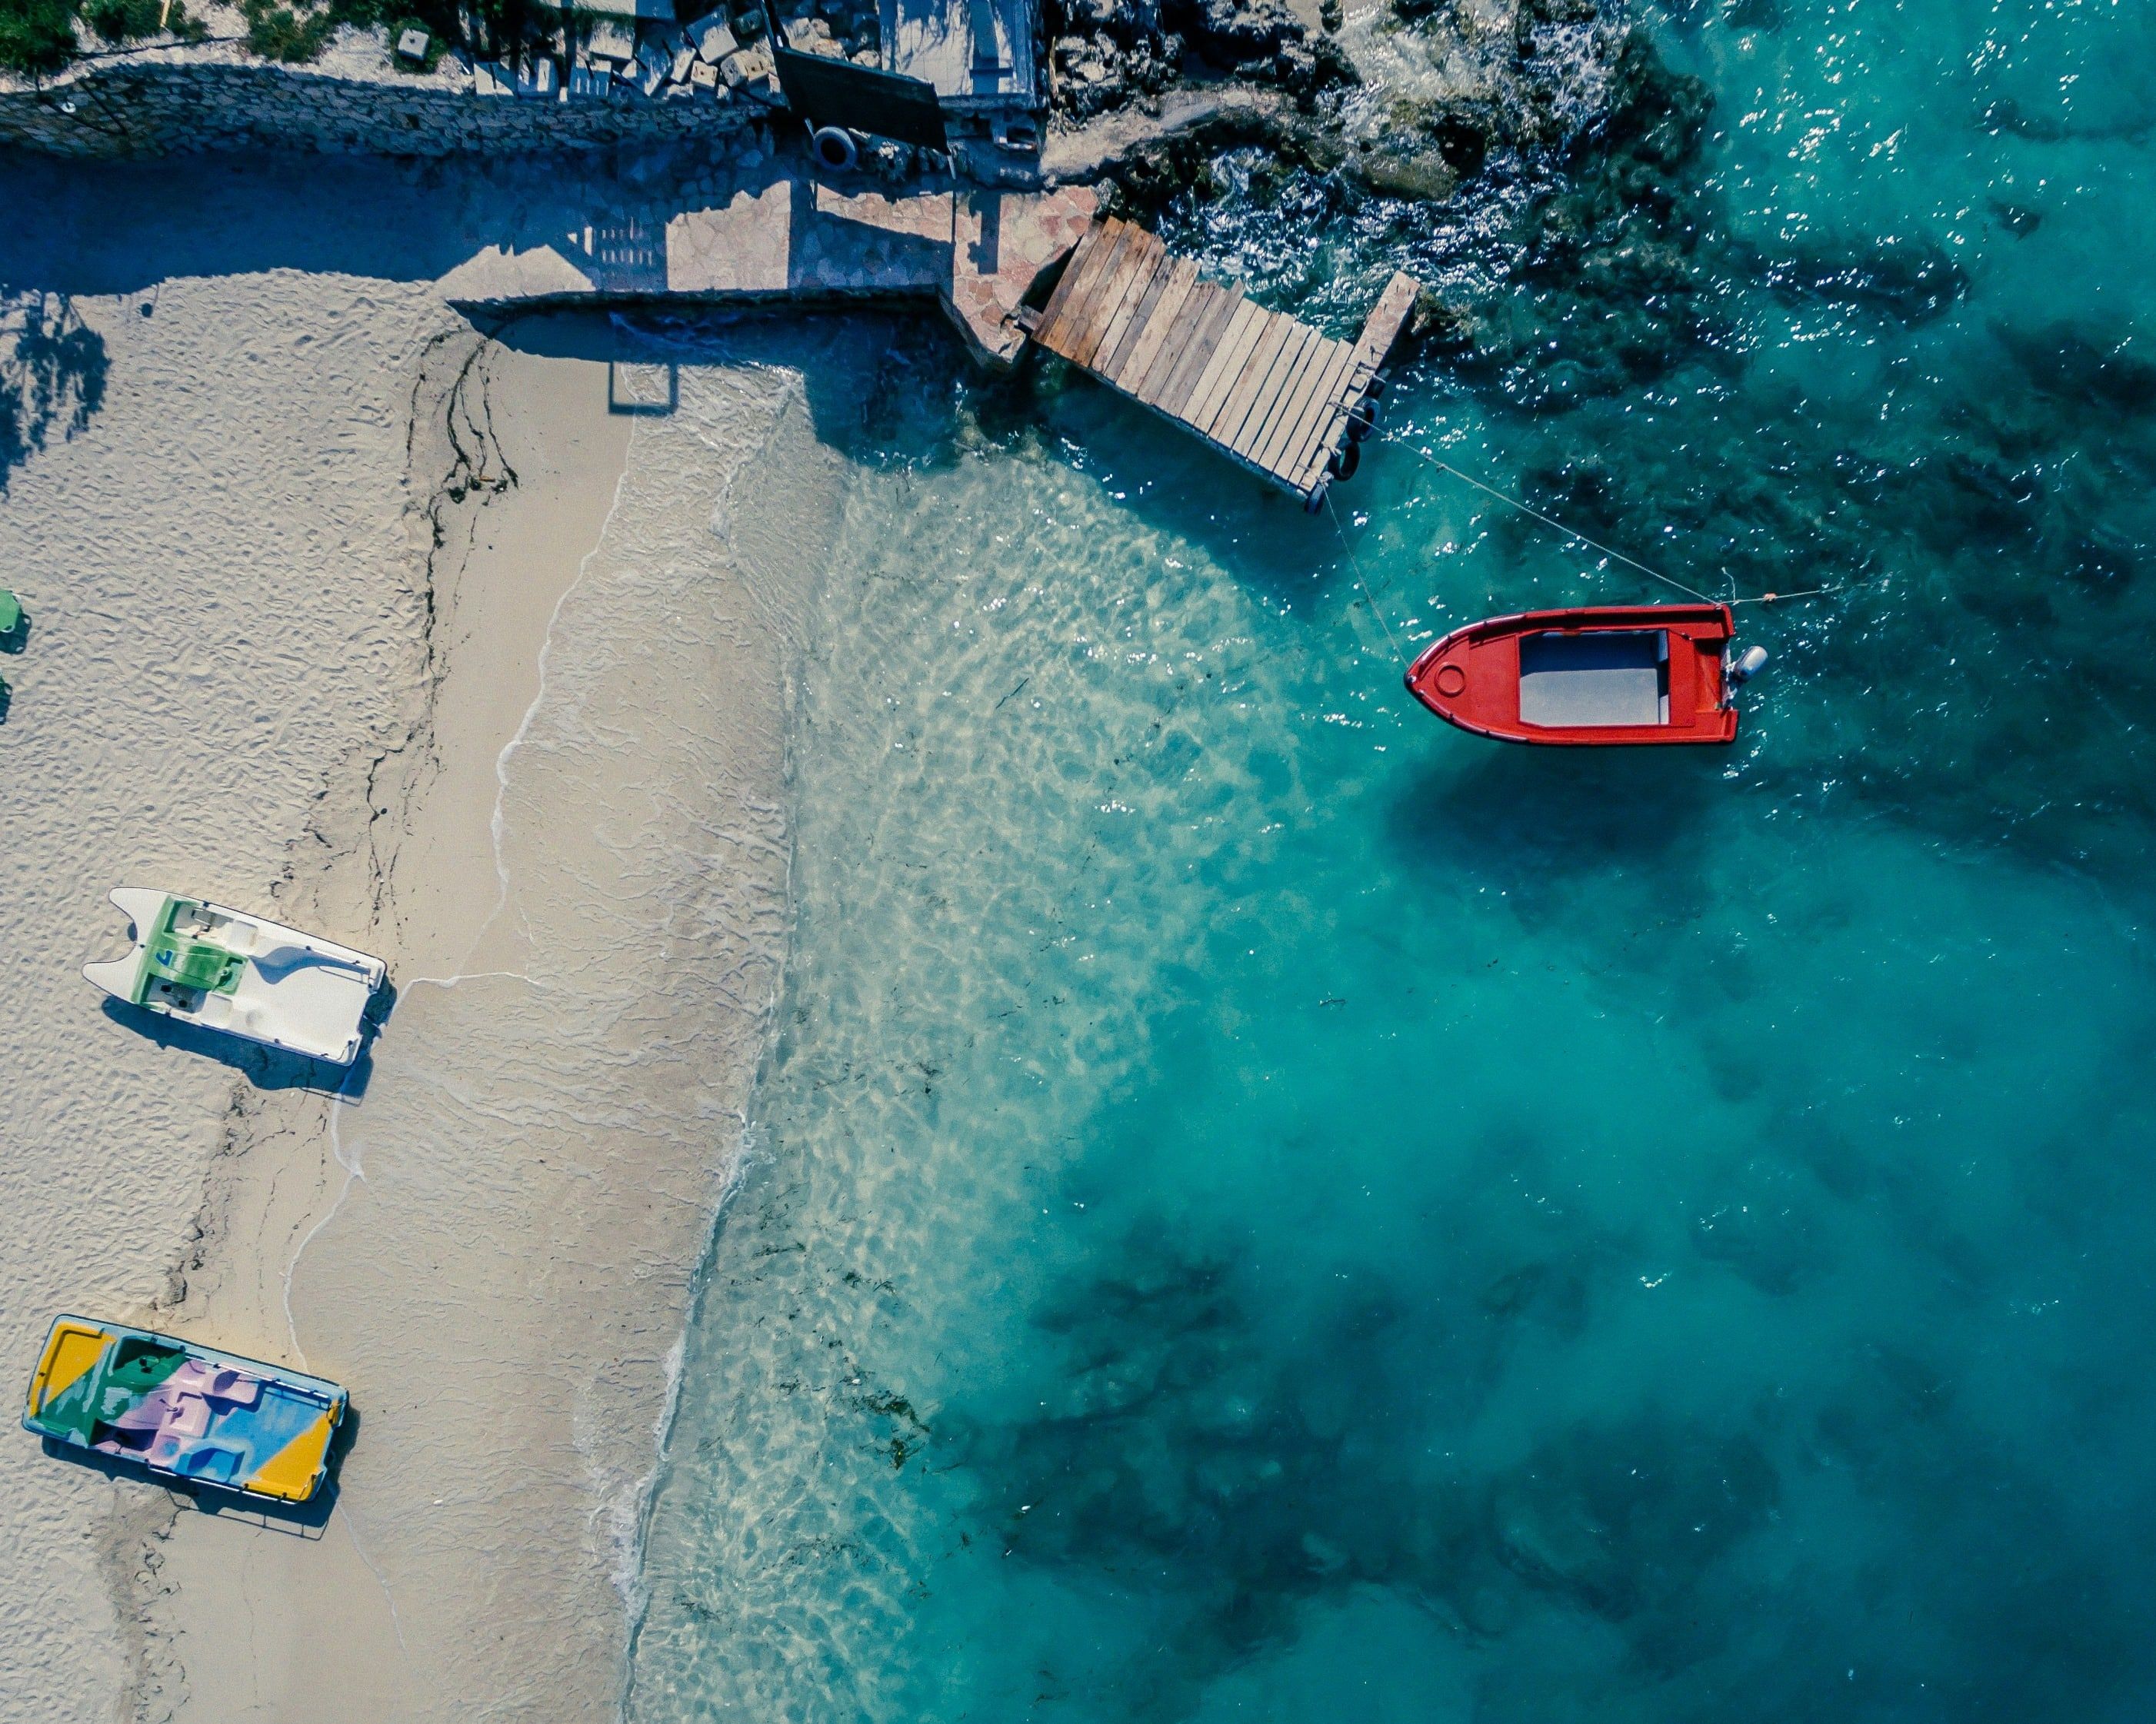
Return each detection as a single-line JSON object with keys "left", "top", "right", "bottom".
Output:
{"left": 438, "top": 161, "right": 1098, "bottom": 365}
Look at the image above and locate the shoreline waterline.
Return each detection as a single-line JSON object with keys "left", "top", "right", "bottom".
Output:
{"left": 146, "top": 318, "right": 875, "bottom": 1720}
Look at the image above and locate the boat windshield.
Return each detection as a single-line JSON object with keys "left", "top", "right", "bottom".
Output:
{"left": 1518, "top": 630, "right": 1670, "bottom": 728}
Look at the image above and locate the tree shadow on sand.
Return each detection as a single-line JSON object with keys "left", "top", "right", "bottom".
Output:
{"left": 2, "top": 286, "right": 107, "bottom": 494}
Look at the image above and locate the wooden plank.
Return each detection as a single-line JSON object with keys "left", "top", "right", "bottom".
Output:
{"left": 1127, "top": 278, "right": 1210, "bottom": 406}
{"left": 1030, "top": 218, "right": 1121, "bottom": 360}
{"left": 1129, "top": 280, "right": 1215, "bottom": 407}
{"left": 1068, "top": 230, "right": 1161, "bottom": 370}
{"left": 1086, "top": 242, "right": 1171, "bottom": 378}
{"left": 1290, "top": 351, "right": 1386, "bottom": 495}
{"left": 1029, "top": 221, "right": 1108, "bottom": 354}
{"left": 1035, "top": 219, "right": 1126, "bottom": 356}
{"left": 1291, "top": 409, "right": 1346, "bottom": 497}
{"left": 1281, "top": 268, "right": 1415, "bottom": 491}
{"left": 1347, "top": 270, "right": 1418, "bottom": 374}
{"left": 1118, "top": 258, "right": 1200, "bottom": 400}
{"left": 1154, "top": 282, "right": 1244, "bottom": 418}
{"left": 1294, "top": 387, "right": 1365, "bottom": 498}
{"left": 1269, "top": 340, "right": 1358, "bottom": 484}
{"left": 1080, "top": 230, "right": 1168, "bottom": 369}
{"left": 1141, "top": 281, "right": 1222, "bottom": 408}
{"left": 1245, "top": 339, "right": 1328, "bottom": 477}
{"left": 1195, "top": 303, "right": 1278, "bottom": 437}
{"left": 1255, "top": 328, "right": 1334, "bottom": 467}
{"left": 1234, "top": 326, "right": 1325, "bottom": 464}
{"left": 1048, "top": 221, "right": 1147, "bottom": 361}
{"left": 1224, "top": 321, "right": 1313, "bottom": 460}
{"left": 1215, "top": 312, "right": 1293, "bottom": 450}
{"left": 1257, "top": 338, "right": 1351, "bottom": 477}
{"left": 1292, "top": 391, "right": 1355, "bottom": 497}
{"left": 1251, "top": 336, "right": 1337, "bottom": 476}
{"left": 1205, "top": 313, "right": 1295, "bottom": 449}
{"left": 1098, "top": 251, "right": 1179, "bottom": 384}
{"left": 1181, "top": 301, "right": 1265, "bottom": 433}
{"left": 1179, "top": 301, "right": 1257, "bottom": 432}
{"left": 1045, "top": 221, "right": 1135, "bottom": 361}
{"left": 1288, "top": 352, "right": 1378, "bottom": 488}
{"left": 1155, "top": 286, "right": 1241, "bottom": 418}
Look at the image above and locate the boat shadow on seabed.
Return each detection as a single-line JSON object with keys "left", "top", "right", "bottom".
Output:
{"left": 97, "top": 980, "right": 397, "bottom": 1101}
{"left": 38, "top": 1405, "right": 364, "bottom": 1539}
{"left": 1388, "top": 738, "right": 1727, "bottom": 884}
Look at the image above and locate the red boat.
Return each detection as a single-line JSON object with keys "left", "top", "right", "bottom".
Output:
{"left": 1405, "top": 603, "right": 1741, "bottom": 746}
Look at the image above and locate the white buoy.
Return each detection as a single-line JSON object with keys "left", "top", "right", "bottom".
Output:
{"left": 1729, "top": 644, "right": 1770, "bottom": 685}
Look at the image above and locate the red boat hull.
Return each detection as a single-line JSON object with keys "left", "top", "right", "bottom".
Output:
{"left": 1405, "top": 604, "right": 1739, "bottom": 747}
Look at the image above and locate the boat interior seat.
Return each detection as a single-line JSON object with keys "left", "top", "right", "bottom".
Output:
{"left": 95, "top": 1421, "right": 158, "bottom": 1455}
{"left": 170, "top": 1361, "right": 262, "bottom": 1406}
{"left": 1519, "top": 630, "right": 1671, "bottom": 729}
{"left": 172, "top": 1443, "right": 245, "bottom": 1483}
{"left": 162, "top": 1394, "right": 211, "bottom": 1439}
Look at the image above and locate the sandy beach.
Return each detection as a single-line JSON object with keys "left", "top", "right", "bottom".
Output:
{"left": 0, "top": 247, "right": 450, "bottom": 1720}
{"left": 1, "top": 164, "right": 866, "bottom": 1720}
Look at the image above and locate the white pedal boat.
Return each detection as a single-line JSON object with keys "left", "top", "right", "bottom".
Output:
{"left": 83, "top": 888, "right": 387, "bottom": 1065}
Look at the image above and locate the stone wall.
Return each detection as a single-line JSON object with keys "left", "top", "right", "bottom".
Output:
{"left": 0, "top": 54, "right": 761, "bottom": 158}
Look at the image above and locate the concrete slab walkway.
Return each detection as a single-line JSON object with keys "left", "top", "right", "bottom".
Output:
{"left": 439, "top": 161, "right": 1098, "bottom": 365}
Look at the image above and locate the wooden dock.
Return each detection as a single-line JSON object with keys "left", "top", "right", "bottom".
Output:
{"left": 1021, "top": 216, "right": 1419, "bottom": 508}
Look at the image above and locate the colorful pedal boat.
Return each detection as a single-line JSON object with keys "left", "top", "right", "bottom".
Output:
{"left": 24, "top": 1316, "right": 348, "bottom": 1503}
{"left": 83, "top": 887, "right": 387, "bottom": 1064}
{"left": 1405, "top": 603, "right": 1741, "bottom": 747}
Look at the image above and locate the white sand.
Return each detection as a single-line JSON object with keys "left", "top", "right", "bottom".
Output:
{"left": 0, "top": 205, "right": 868, "bottom": 1716}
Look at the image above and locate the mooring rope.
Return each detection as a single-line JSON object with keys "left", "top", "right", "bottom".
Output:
{"left": 1393, "top": 438, "right": 1841, "bottom": 610}
{"left": 1325, "top": 488, "right": 1411, "bottom": 662}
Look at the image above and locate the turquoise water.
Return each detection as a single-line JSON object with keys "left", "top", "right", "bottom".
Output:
{"left": 630, "top": 2, "right": 2156, "bottom": 1718}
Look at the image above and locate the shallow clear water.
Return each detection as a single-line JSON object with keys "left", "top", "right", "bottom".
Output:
{"left": 625, "top": 4, "right": 2156, "bottom": 1718}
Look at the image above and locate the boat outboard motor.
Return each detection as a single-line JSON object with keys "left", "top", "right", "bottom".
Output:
{"left": 1728, "top": 644, "right": 1770, "bottom": 686}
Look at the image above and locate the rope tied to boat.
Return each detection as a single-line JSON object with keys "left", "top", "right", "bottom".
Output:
{"left": 1392, "top": 439, "right": 1844, "bottom": 610}
{"left": 1324, "top": 488, "right": 1411, "bottom": 662}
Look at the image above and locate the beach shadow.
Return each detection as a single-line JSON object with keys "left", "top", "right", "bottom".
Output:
{"left": 2, "top": 286, "right": 108, "bottom": 495}
{"left": 485, "top": 299, "right": 916, "bottom": 458}
{"left": 39, "top": 1403, "right": 362, "bottom": 1536}
{"left": 1, "top": 148, "right": 654, "bottom": 298}
{"left": 98, "top": 996, "right": 376, "bottom": 1100}
{"left": 608, "top": 355, "right": 680, "bottom": 415}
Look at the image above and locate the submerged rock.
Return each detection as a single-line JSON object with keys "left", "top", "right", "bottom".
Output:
{"left": 1988, "top": 199, "right": 2044, "bottom": 238}
{"left": 1756, "top": 235, "right": 1967, "bottom": 322}
{"left": 2000, "top": 322, "right": 2156, "bottom": 414}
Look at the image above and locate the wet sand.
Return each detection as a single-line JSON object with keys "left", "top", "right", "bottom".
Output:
{"left": 144, "top": 320, "right": 857, "bottom": 1721}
